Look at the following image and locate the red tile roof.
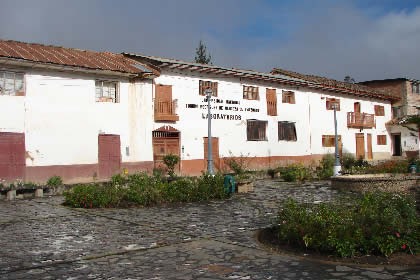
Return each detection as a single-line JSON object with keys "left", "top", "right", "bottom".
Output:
{"left": 272, "top": 68, "right": 398, "bottom": 100}
{"left": 0, "top": 40, "right": 149, "bottom": 75}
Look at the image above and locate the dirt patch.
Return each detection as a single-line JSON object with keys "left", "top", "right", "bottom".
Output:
{"left": 257, "top": 227, "right": 420, "bottom": 267}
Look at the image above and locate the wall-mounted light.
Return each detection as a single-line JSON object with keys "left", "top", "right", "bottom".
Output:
{"left": 182, "top": 145, "right": 184, "bottom": 153}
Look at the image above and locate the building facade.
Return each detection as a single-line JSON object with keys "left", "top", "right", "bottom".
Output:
{"left": 0, "top": 40, "right": 398, "bottom": 183}
{"left": 359, "top": 78, "right": 420, "bottom": 158}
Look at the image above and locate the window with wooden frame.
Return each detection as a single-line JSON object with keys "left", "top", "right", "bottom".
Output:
{"left": 95, "top": 80, "right": 119, "bottom": 103}
{"left": 278, "top": 121, "right": 297, "bottom": 141}
{"left": 247, "top": 119, "right": 267, "bottom": 141}
{"left": 374, "top": 105, "right": 385, "bottom": 116}
{"left": 282, "top": 90, "right": 295, "bottom": 104}
{"left": 0, "top": 71, "right": 24, "bottom": 96}
{"left": 199, "top": 80, "right": 218, "bottom": 97}
{"left": 322, "top": 135, "right": 341, "bottom": 147}
{"left": 243, "top": 85, "right": 259, "bottom": 100}
{"left": 326, "top": 98, "right": 340, "bottom": 111}
{"left": 377, "top": 135, "right": 387, "bottom": 145}
{"left": 266, "top": 88, "right": 277, "bottom": 116}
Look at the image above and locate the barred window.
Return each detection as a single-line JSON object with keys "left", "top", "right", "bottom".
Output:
{"left": 278, "top": 122, "right": 297, "bottom": 141}
{"left": 377, "top": 135, "right": 387, "bottom": 145}
{"left": 0, "top": 71, "right": 24, "bottom": 96}
{"left": 95, "top": 81, "right": 119, "bottom": 103}
{"left": 199, "top": 80, "right": 218, "bottom": 97}
{"left": 322, "top": 135, "right": 341, "bottom": 147}
{"left": 243, "top": 85, "right": 259, "bottom": 100}
{"left": 326, "top": 98, "right": 340, "bottom": 111}
{"left": 282, "top": 90, "right": 295, "bottom": 104}
{"left": 374, "top": 105, "right": 385, "bottom": 116}
{"left": 247, "top": 119, "right": 267, "bottom": 141}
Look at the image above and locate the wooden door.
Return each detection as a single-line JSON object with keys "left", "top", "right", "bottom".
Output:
{"left": 355, "top": 133, "right": 365, "bottom": 159}
{"left": 98, "top": 134, "right": 121, "bottom": 179}
{"left": 0, "top": 133, "right": 25, "bottom": 181}
{"left": 204, "top": 137, "right": 220, "bottom": 171}
{"left": 155, "top": 84, "right": 172, "bottom": 100}
{"left": 266, "top": 89, "right": 277, "bottom": 116}
{"left": 152, "top": 137, "right": 180, "bottom": 170}
{"left": 354, "top": 102, "right": 361, "bottom": 113}
{"left": 367, "top": 134, "right": 373, "bottom": 160}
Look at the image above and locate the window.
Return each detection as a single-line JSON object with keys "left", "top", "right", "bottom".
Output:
{"left": 266, "top": 88, "right": 277, "bottom": 116}
{"left": 377, "top": 135, "right": 387, "bottom": 145}
{"left": 247, "top": 120, "right": 267, "bottom": 141}
{"left": 278, "top": 122, "right": 297, "bottom": 141}
{"left": 0, "top": 71, "right": 24, "bottom": 96}
{"left": 282, "top": 90, "right": 295, "bottom": 104}
{"left": 322, "top": 135, "right": 341, "bottom": 147}
{"left": 96, "top": 81, "right": 119, "bottom": 103}
{"left": 374, "top": 105, "right": 385, "bottom": 116}
{"left": 392, "top": 107, "right": 400, "bottom": 118}
{"left": 199, "top": 80, "right": 218, "bottom": 97}
{"left": 326, "top": 98, "right": 340, "bottom": 111}
{"left": 412, "top": 83, "right": 419, "bottom": 95}
{"left": 243, "top": 86, "right": 259, "bottom": 100}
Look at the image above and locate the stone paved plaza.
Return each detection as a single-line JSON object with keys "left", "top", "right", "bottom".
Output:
{"left": 0, "top": 179, "right": 419, "bottom": 280}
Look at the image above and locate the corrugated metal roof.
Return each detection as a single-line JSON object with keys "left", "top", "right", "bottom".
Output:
{"left": 0, "top": 40, "right": 151, "bottom": 75}
{"left": 272, "top": 68, "right": 397, "bottom": 100}
{"left": 124, "top": 52, "right": 399, "bottom": 101}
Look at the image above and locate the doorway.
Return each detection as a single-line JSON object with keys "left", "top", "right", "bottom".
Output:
{"left": 392, "top": 133, "right": 402, "bottom": 156}
{"left": 356, "top": 133, "right": 365, "bottom": 159}
{"left": 98, "top": 134, "right": 121, "bottom": 179}
{"left": 0, "top": 132, "right": 25, "bottom": 181}
{"left": 152, "top": 126, "right": 180, "bottom": 171}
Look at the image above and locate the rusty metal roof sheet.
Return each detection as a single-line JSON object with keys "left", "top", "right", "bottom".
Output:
{"left": 0, "top": 40, "right": 152, "bottom": 75}
{"left": 124, "top": 52, "right": 398, "bottom": 101}
{"left": 271, "top": 68, "right": 398, "bottom": 100}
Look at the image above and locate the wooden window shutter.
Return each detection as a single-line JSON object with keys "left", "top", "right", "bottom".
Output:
{"left": 266, "top": 89, "right": 277, "bottom": 116}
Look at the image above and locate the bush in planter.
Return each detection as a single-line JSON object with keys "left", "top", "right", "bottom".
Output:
{"left": 47, "top": 175, "right": 63, "bottom": 186}
{"left": 316, "top": 154, "right": 334, "bottom": 179}
{"left": 274, "top": 192, "right": 420, "bottom": 257}
{"left": 280, "top": 164, "right": 311, "bottom": 182}
{"left": 63, "top": 183, "right": 124, "bottom": 208}
{"left": 162, "top": 154, "right": 180, "bottom": 178}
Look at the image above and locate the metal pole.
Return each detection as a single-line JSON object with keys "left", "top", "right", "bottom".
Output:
{"left": 206, "top": 88, "right": 214, "bottom": 175}
{"left": 333, "top": 105, "right": 341, "bottom": 176}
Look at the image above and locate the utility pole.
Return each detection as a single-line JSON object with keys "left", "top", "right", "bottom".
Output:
{"left": 333, "top": 104, "right": 341, "bottom": 176}
{"left": 205, "top": 88, "right": 215, "bottom": 175}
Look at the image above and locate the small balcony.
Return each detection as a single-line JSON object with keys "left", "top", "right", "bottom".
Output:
{"left": 347, "top": 112, "right": 375, "bottom": 128}
{"left": 154, "top": 99, "right": 179, "bottom": 122}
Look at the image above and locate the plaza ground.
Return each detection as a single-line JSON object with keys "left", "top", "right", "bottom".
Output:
{"left": 0, "top": 179, "right": 419, "bottom": 279}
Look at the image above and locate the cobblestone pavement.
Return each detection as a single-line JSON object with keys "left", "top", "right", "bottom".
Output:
{"left": 0, "top": 179, "right": 419, "bottom": 280}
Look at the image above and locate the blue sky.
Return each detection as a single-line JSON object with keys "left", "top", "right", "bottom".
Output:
{"left": 1, "top": 0, "right": 420, "bottom": 82}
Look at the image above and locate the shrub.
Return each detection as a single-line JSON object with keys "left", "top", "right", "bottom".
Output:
{"left": 280, "top": 164, "right": 310, "bottom": 182}
{"left": 63, "top": 172, "right": 227, "bottom": 208}
{"left": 224, "top": 152, "right": 250, "bottom": 175}
{"left": 46, "top": 175, "right": 63, "bottom": 186}
{"left": 371, "top": 160, "right": 409, "bottom": 174}
{"left": 162, "top": 154, "right": 180, "bottom": 178}
{"left": 316, "top": 154, "right": 334, "bottom": 179}
{"left": 274, "top": 192, "right": 420, "bottom": 257}
{"left": 63, "top": 183, "right": 124, "bottom": 208}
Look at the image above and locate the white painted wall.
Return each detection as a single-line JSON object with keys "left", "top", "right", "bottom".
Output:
{"left": 0, "top": 66, "right": 395, "bottom": 175}
{"left": 152, "top": 69, "right": 393, "bottom": 162}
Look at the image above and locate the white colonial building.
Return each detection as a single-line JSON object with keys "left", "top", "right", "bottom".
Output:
{"left": 0, "top": 40, "right": 398, "bottom": 183}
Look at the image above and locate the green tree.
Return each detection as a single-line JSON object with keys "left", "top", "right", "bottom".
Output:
{"left": 194, "top": 40, "right": 212, "bottom": 64}
{"left": 344, "top": 75, "right": 356, "bottom": 83}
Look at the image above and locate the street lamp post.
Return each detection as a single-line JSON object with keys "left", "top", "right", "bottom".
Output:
{"left": 205, "top": 88, "right": 215, "bottom": 175}
{"left": 333, "top": 104, "right": 341, "bottom": 176}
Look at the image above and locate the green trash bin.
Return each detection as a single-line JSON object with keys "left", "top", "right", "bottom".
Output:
{"left": 224, "top": 175, "right": 236, "bottom": 194}
{"left": 408, "top": 163, "right": 418, "bottom": 174}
